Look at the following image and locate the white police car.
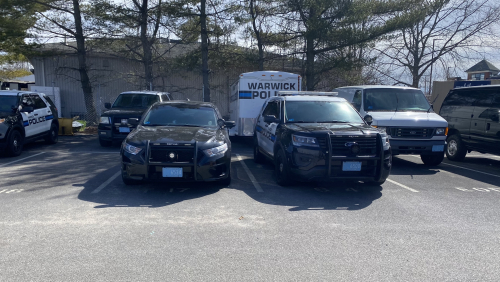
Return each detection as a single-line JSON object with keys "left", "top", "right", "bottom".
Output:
{"left": 0, "top": 90, "right": 59, "bottom": 156}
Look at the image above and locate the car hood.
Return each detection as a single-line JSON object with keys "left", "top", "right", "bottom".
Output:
{"left": 368, "top": 112, "right": 447, "bottom": 127}
{"left": 101, "top": 108, "right": 146, "bottom": 118}
{"left": 284, "top": 123, "right": 380, "bottom": 136}
{"left": 125, "top": 125, "right": 227, "bottom": 147}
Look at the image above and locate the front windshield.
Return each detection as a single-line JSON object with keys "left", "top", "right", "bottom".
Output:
{"left": 364, "top": 89, "right": 430, "bottom": 112}
{"left": 143, "top": 105, "right": 218, "bottom": 127}
{"left": 0, "top": 96, "right": 19, "bottom": 116}
{"left": 112, "top": 94, "right": 159, "bottom": 108}
{"left": 285, "top": 101, "right": 364, "bottom": 123}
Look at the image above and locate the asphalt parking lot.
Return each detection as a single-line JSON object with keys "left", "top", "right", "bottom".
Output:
{"left": 1, "top": 135, "right": 500, "bottom": 281}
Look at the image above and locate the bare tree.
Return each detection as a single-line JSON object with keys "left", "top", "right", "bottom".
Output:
{"left": 373, "top": 0, "right": 500, "bottom": 88}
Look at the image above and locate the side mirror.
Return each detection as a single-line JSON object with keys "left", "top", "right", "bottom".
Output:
{"left": 105, "top": 102, "right": 111, "bottom": 109}
{"left": 22, "top": 106, "right": 34, "bottom": 113}
{"left": 225, "top": 121, "right": 235, "bottom": 129}
{"left": 127, "top": 118, "right": 139, "bottom": 126}
{"left": 364, "top": 114, "right": 373, "bottom": 125}
{"left": 264, "top": 115, "right": 279, "bottom": 124}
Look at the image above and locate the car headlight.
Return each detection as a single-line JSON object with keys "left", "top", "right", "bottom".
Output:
{"left": 435, "top": 127, "right": 448, "bottom": 136}
{"left": 203, "top": 143, "right": 228, "bottom": 157}
{"left": 100, "top": 116, "right": 111, "bottom": 124}
{"left": 292, "top": 134, "right": 319, "bottom": 147}
{"left": 373, "top": 126, "right": 388, "bottom": 134}
{"left": 0, "top": 118, "right": 5, "bottom": 123}
{"left": 124, "top": 143, "right": 142, "bottom": 155}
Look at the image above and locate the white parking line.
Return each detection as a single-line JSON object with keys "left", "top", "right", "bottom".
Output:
{"left": 91, "top": 171, "right": 121, "bottom": 194}
{"left": 0, "top": 152, "right": 45, "bottom": 168}
{"left": 386, "top": 179, "right": 419, "bottom": 193}
{"left": 236, "top": 154, "right": 263, "bottom": 192}
{"left": 442, "top": 163, "right": 500, "bottom": 179}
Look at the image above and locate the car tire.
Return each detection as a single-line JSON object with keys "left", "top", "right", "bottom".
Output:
{"left": 275, "top": 149, "right": 292, "bottom": 186}
{"left": 420, "top": 153, "right": 444, "bottom": 166}
{"left": 99, "top": 138, "right": 113, "bottom": 147}
{"left": 6, "top": 130, "right": 23, "bottom": 157}
{"left": 45, "top": 123, "right": 59, "bottom": 144}
{"left": 219, "top": 165, "right": 231, "bottom": 186}
{"left": 446, "top": 134, "right": 467, "bottom": 161}
{"left": 253, "top": 135, "right": 265, "bottom": 164}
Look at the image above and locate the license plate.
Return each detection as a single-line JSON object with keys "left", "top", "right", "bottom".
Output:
{"left": 432, "top": 145, "right": 444, "bottom": 152}
{"left": 119, "top": 127, "right": 130, "bottom": 133}
{"left": 342, "top": 161, "right": 362, "bottom": 171}
{"left": 162, "top": 167, "right": 183, "bottom": 178}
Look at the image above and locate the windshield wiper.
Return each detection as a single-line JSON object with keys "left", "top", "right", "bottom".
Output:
{"left": 287, "top": 120, "right": 309, "bottom": 123}
{"left": 316, "top": 120, "right": 349, "bottom": 123}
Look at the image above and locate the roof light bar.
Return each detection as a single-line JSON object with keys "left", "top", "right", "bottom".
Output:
{"left": 277, "top": 91, "right": 338, "bottom": 97}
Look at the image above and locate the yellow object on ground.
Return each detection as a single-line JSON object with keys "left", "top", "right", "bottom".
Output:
{"left": 58, "top": 118, "right": 74, "bottom": 136}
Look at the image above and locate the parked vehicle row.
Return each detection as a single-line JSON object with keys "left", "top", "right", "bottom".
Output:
{"left": 0, "top": 90, "right": 59, "bottom": 156}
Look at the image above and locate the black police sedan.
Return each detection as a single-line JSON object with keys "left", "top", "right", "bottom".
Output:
{"left": 120, "top": 101, "right": 234, "bottom": 185}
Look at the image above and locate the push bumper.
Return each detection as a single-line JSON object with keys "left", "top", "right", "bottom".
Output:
{"left": 389, "top": 139, "right": 446, "bottom": 155}
{"left": 121, "top": 142, "right": 231, "bottom": 182}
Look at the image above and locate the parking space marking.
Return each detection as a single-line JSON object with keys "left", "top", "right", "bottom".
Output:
{"left": 91, "top": 171, "right": 121, "bottom": 194}
{"left": 236, "top": 154, "right": 263, "bottom": 192}
{"left": 386, "top": 179, "right": 419, "bottom": 193}
{"left": 455, "top": 187, "right": 500, "bottom": 193}
{"left": 0, "top": 189, "right": 24, "bottom": 194}
{"left": 441, "top": 162, "right": 500, "bottom": 179}
{"left": 0, "top": 152, "right": 45, "bottom": 168}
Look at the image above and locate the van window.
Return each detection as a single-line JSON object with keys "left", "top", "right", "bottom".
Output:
{"left": 364, "top": 88, "right": 430, "bottom": 112}
{"left": 442, "top": 89, "right": 476, "bottom": 107}
{"left": 352, "top": 90, "right": 362, "bottom": 111}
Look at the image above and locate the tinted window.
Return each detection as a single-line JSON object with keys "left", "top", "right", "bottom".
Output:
{"left": 262, "top": 101, "right": 279, "bottom": 118}
{"left": 113, "top": 94, "right": 159, "bottom": 108}
{"left": 143, "top": 105, "right": 217, "bottom": 127}
{"left": 285, "top": 101, "right": 363, "bottom": 123}
{"left": 21, "top": 95, "right": 34, "bottom": 107}
{"left": 352, "top": 90, "right": 362, "bottom": 111}
{"left": 364, "top": 89, "right": 430, "bottom": 112}
{"left": 492, "top": 91, "right": 500, "bottom": 108}
{"left": 0, "top": 96, "right": 18, "bottom": 113}
{"left": 442, "top": 89, "right": 476, "bottom": 107}
{"left": 30, "top": 94, "right": 47, "bottom": 109}
{"left": 161, "top": 94, "right": 171, "bottom": 101}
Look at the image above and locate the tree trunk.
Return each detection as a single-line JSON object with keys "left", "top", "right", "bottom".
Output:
{"left": 250, "top": 0, "right": 264, "bottom": 71}
{"left": 305, "top": 32, "right": 315, "bottom": 91}
{"left": 140, "top": 0, "right": 154, "bottom": 90}
{"left": 200, "top": 0, "right": 210, "bottom": 102}
{"left": 72, "top": 0, "right": 96, "bottom": 122}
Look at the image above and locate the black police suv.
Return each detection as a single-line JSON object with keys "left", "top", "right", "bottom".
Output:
{"left": 98, "top": 91, "right": 173, "bottom": 147}
{"left": 0, "top": 91, "right": 59, "bottom": 157}
{"left": 439, "top": 85, "right": 500, "bottom": 161}
{"left": 120, "top": 101, "right": 235, "bottom": 185}
{"left": 253, "top": 92, "right": 392, "bottom": 186}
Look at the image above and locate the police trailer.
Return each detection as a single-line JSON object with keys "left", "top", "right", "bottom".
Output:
{"left": 228, "top": 71, "right": 301, "bottom": 136}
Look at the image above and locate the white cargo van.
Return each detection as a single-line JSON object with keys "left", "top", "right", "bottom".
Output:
{"left": 334, "top": 85, "right": 448, "bottom": 166}
{"left": 229, "top": 71, "right": 301, "bottom": 136}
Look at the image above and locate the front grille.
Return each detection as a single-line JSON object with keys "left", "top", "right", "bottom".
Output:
{"left": 112, "top": 117, "right": 140, "bottom": 134}
{"left": 389, "top": 127, "right": 434, "bottom": 138}
{"left": 330, "top": 136, "right": 378, "bottom": 156}
{"left": 149, "top": 146, "right": 195, "bottom": 163}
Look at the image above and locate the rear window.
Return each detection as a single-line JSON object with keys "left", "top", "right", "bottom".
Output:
{"left": 113, "top": 94, "right": 159, "bottom": 108}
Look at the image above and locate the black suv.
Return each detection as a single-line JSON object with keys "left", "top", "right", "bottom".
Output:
{"left": 120, "top": 101, "right": 235, "bottom": 185}
{"left": 0, "top": 91, "right": 59, "bottom": 156}
{"left": 253, "top": 92, "right": 392, "bottom": 186}
{"left": 439, "top": 85, "right": 500, "bottom": 161}
{"left": 98, "top": 91, "right": 173, "bottom": 147}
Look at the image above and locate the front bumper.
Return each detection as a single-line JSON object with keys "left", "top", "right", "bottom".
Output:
{"left": 286, "top": 136, "right": 391, "bottom": 183}
{"left": 389, "top": 139, "right": 446, "bottom": 155}
{"left": 98, "top": 124, "right": 133, "bottom": 141}
{"left": 121, "top": 142, "right": 231, "bottom": 182}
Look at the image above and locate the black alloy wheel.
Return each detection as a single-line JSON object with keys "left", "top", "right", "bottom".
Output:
{"left": 6, "top": 130, "right": 23, "bottom": 157}
{"left": 275, "top": 149, "right": 291, "bottom": 186}
{"left": 421, "top": 153, "right": 444, "bottom": 166}
{"left": 45, "top": 123, "right": 59, "bottom": 144}
{"left": 253, "top": 135, "right": 265, "bottom": 164}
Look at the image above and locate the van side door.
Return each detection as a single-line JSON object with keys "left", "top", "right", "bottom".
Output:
{"left": 482, "top": 89, "right": 500, "bottom": 154}
{"left": 440, "top": 89, "right": 475, "bottom": 143}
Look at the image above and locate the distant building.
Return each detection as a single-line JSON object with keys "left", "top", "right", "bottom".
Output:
{"left": 1, "top": 74, "right": 35, "bottom": 90}
{"left": 465, "top": 59, "right": 499, "bottom": 80}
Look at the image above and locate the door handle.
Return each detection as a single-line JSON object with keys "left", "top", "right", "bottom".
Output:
{"left": 471, "top": 114, "right": 474, "bottom": 118}
{"left": 34, "top": 114, "right": 38, "bottom": 116}
{"left": 487, "top": 123, "right": 491, "bottom": 131}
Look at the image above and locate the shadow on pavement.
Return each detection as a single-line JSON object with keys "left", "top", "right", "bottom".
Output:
{"left": 76, "top": 165, "right": 222, "bottom": 209}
